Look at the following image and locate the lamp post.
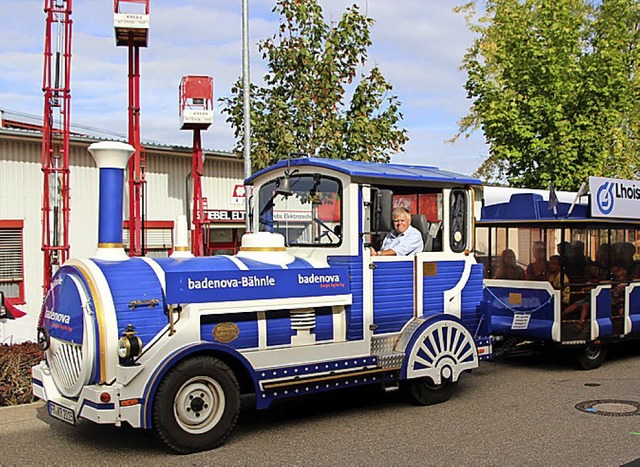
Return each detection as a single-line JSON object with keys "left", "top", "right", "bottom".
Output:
{"left": 242, "top": 0, "right": 252, "bottom": 232}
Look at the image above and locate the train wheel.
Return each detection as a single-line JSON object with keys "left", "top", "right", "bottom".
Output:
{"left": 153, "top": 356, "right": 240, "bottom": 454}
{"left": 576, "top": 342, "right": 607, "bottom": 370}
{"left": 404, "top": 377, "right": 457, "bottom": 406}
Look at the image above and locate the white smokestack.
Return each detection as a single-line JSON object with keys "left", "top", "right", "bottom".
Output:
{"left": 170, "top": 214, "right": 194, "bottom": 259}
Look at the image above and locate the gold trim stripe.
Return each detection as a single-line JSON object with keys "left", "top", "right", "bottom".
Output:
{"left": 67, "top": 260, "right": 108, "bottom": 383}
{"left": 98, "top": 242, "right": 124, "bottom": 248}
{"left": 239, "top": 246, "right": 286, "bottom": 252}
{"left": 174, "top": 246, "right": 190, "bottom": 252}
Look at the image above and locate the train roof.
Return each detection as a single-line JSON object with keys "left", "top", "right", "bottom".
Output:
{"left": 479, "top": 192, "right": 640, "bottom": 225}
{"left": 246, "top": 157, "right": 481, "bottom": 186}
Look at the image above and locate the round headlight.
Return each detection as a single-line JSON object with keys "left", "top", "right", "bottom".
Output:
{"left": 117, "top": 337, "right": 131, "bottom": 359}
{"left": 117, "top": 324, "right": 143, "bottom": 364}
{"left": 117, "top": 333, "right": 142, "bottom": 361}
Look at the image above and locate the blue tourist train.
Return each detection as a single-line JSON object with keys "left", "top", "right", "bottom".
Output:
{"left": 32, "top": 142, "right": 492, "bottom": 453}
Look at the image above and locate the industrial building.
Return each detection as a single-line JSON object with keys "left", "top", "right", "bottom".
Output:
{"left": 0, "top": 112, "right": 245, "bottom": 342}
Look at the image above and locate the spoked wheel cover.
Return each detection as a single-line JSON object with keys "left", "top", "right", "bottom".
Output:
{"left": 174, "top": 376, "right": 226, "bottom": 435}
{"left": 405, "top": 319, "right": 478, "bottom": 384}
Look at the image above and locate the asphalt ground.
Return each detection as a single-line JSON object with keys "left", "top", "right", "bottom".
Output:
{"left": 2, "top": 345, "right": 640, "bottom": 465}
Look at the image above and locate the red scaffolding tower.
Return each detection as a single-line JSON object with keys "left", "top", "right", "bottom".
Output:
{"left": 179, "top": 76, "right": 214, "bottom": 256}
{"left": 114, "top": 0, "right": 149, "bottom": 256}
{"left": 41, "top": 0, "right": 73, "bottom": 292}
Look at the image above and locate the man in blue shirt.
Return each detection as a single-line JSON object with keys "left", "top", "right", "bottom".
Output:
{"left": 371, "top": 207, "right": 424, "bottom": 256}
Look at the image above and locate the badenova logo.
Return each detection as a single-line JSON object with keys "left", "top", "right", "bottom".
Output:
{"left": 297, "top": 273, "right": 341, "bottom": 284}
{"left": 44, "top": 308, "right": 71, "bottom": 324}
{"left": 590, "top": 176, "right": 640, "bottom": 219}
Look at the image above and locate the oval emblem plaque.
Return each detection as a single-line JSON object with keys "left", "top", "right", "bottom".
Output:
{"left": 213, "top": 322, "right": 240, "bottom": 343}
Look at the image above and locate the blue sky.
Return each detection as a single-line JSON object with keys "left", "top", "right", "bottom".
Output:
{"left": 1, "top": 0, "right": 488, "bottom": 175}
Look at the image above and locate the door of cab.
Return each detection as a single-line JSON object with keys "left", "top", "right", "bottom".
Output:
{"left": 371, "top": 257, "right": 415, "bottom": 334}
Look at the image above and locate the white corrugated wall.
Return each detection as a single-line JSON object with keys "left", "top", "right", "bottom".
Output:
{"left": 0, "top": 135, "right": 244, "bottom": 342}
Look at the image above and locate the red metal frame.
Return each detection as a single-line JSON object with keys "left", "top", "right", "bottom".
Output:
{"left": 179, "top": 76, "right": 214, "bottom": 256}
{"left": 127, "top": 43, "right": 145, "bottom": 256}
{"left": 115, "top": 0, "right": 149, "bottom": 257}
{"left": 0, "top": 220, "right": 25, "bottom": 304}
{"left": 122, "top": 219, "right": 174, "bottom": 254}
{"left": 191, "top": 129, "right": 205, "bottom": 256}
{"left": 41, "top": 0, "right": 72, "bottom": 293}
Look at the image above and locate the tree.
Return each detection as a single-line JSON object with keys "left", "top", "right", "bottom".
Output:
{"left": 220, "top": 0, "right": 408, "bottom": 171}
{"left": 455, "top": 0, "right": 640, "bottom": 190}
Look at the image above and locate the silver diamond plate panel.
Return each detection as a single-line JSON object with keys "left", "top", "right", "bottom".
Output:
{"left": 371, "top": 335, "right": 404, "bottom": 369}
{"left": 395, "top": 318, "right": 425, "bottom": 352}
{"left": 371, "top": 334, "right": 401, "bottom": 355}
{"left": 377, "top": 352, "right": 405, "bottom": 369}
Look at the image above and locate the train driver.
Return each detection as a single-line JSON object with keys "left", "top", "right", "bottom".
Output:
{"left": 371, "top": 207, "right": 424, "bottom": 256}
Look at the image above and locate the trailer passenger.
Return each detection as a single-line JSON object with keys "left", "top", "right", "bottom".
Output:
{"left": 567, "top": 240, "right": 587, "bottom": 281}
{"left": 562, "top": 264, "right": 600, "bottom": 328}
{"left": 594, "top": 243, "right": 611, "bottom": 280}
{"left": 525, "top": 241, "right": 548, "bottom": 281}
{"left": 494, "top": 249, "right": 525, "bottom": 280}
{"left": 611, "top": 267, "right": 629, "bottom": 316}
{"left": 548, "top": 255, "right": 570, "bottom": 305}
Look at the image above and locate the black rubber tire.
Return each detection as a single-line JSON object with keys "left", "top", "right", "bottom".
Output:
{"left": 576, "top": 343, "right": 607, "bottom": 370}
{"left": 152, "top": 356, "right": 240, "bottom": 454}
{"left": 404, "top": 378, "right": 457, "bottom": 406}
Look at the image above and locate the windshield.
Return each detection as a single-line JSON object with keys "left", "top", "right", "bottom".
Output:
{"left": 258, "top": 174, "right": 342, "bottom": 246}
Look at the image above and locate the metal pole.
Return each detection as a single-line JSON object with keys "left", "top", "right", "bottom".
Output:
{"left": 242, "top": 0, "right": 252, "bottom": 232}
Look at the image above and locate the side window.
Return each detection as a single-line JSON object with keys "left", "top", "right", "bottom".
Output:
{"left": 450, "top": 189, "right": 467, "bottom": 253}
{"left": 0, "top": 220, "right": 24, "bottom": 304}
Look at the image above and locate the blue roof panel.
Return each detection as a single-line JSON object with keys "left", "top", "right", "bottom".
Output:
{"left": 246, "top": 157, "right": 481, "bottom": 185}
{"left": 480, "top": 193, "right": 590, "bottom": 221}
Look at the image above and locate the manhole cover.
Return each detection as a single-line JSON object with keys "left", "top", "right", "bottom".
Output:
{"left": 576, "top": 399, "right": 640, "bottom": 416}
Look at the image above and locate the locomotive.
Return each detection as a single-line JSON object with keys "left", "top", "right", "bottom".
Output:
{"left": 33, "top": 141, "right": 491, "bottom": 453}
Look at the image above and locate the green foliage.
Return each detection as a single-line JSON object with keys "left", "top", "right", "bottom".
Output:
{"left": 220, "top": 0, "right": 408, "bottom": 171}
{"left": 455, "top": 0, "right": 640, "bottom": 190}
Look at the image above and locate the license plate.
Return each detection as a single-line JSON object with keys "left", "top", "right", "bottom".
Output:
{"left": 48, "top": 401, "right": 76, "bottom": 426}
